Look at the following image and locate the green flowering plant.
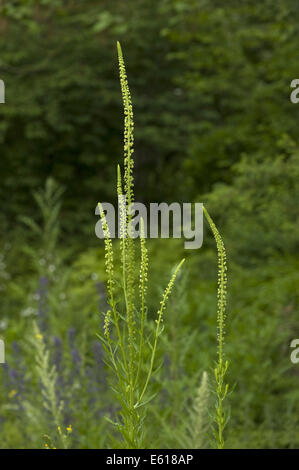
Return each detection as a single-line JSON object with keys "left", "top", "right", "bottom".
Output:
{"left": 203, "top": 207, "right": 229, "bottom": 448}
{"left": 97, "top": 42, "right": 184, "bottom": 449}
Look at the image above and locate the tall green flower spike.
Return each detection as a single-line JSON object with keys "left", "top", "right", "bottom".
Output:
{"left": 203, "top": 206, "right": 229, "bottom": 449}
{"left": 117, "top": 41, "right": 134, "bottom": 210}
{"left": 96, "top": 42, "right": 184, "bottom": 449}
{"left": 117, "top": 41, "right": 136, "bottom": 396}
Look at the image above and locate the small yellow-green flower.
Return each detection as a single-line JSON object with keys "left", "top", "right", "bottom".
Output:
{"left": 8, "top": 389, "right": 17, "bottom": 399}
{"left": 66, "top": 424, "right": 72, "bottom": 433}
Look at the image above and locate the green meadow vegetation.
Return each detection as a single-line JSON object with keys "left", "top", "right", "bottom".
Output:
{"left": 0, "top": 0, "right": 298, "bottom": 449}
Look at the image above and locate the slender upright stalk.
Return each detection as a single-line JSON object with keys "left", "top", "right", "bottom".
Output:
{"left": 203, "top": 206, "right": 229, "bottom": 449}
{"left": 137, "top": 258, "right": 185, "bottom": 406}
{"left": 117, "top": 41, "right": 136, "bottom": 411}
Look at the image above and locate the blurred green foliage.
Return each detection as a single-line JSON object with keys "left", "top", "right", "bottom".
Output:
{"left": 0, "top": 0, "right": 298, "bottom": 449}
